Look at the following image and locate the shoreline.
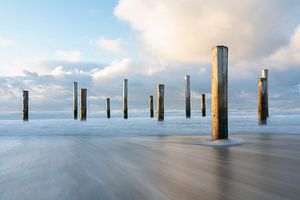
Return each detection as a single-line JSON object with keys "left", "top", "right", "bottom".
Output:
{"left": 1, "top": 134, "right": 300, "bottom": 199}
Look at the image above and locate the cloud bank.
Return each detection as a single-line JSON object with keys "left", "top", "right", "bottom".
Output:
{"left": 115, "top": 0, "right": 300, "bottom": 62}
{"left": 1, "top": 0, "right": 300, "bottom": 116}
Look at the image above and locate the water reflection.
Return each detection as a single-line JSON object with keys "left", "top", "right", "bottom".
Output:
{"left": 213, "top": 148, "right": 232, "bottom": 200}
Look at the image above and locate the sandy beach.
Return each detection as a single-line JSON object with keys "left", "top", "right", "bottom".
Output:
{"left": 1, "top": 134, "right": 299, "bottom": 200}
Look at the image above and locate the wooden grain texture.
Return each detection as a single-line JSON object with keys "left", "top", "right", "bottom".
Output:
{"left": 261, "top": 69, "right": 269, "bottom": 117}
{"left": 73, "top": 82, "right": 78, "bottom": 120}
{"left": 123, "top": 79, "right": 128, "bottom": 119}
{"left": 22, "top": 90, "right": 29, "bottom": 121}
{"left": 185, "top": 75, "right": 191, "bottom": 118}
{"left": 211, "top": 46, "right": 228, "bottom": 140}
{"left": 157, "top": 84, "right": 164, "bottom": 121}
{"left": 258, "top": 78, "right": 267, "bottom": 124}
{"left": 149, "top": 95, "right": 154, "bottom": 118}
{"left": 80, "top": 88, "right": 87, "bottom": 121}
{"left": 201, "top": 94, "right": 206, "bottom": 117}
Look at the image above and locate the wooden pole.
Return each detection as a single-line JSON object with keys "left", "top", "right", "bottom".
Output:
{"left": 201, "top": 94, "right": 206, "bottom": 117}
{"left": 261, "top": 69, "right": 269, "bottom": 117}
{"left": 258, "top": 78, "right": 267, "bottom": 125}
{"left": 157, "top": 84, "right": 164, "bottom": 121}
{"left": 185, "top": 75, "right": 191, "bottom": 118}
{"left": 211, "top": 46, "right": 228, "bottom": 140}
{"left": 80, "top": 88, "right": 87, "bottom": 121}
{"left": 106, "top": 98, "right": 111, "bottom": 119}
{"left": 73, "top": 82, "right": 78, "bottom": 120}
{"left": 123, "top": 79, "right": 128, "bottom": 119}
{"left": 149, "top": 95, "right": 154, "bottom": 118}
{"left": 23, "top": 90, "right": 29, "bottom": 121}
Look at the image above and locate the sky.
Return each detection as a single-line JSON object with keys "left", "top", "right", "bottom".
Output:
{"left": 0, "top": 0, "right": 300, "bottom": 115}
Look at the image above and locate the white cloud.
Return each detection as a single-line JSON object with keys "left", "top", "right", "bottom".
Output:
{"left": 50, "top": 66, "right": 72, "bottom": 76}
{"left": 266, "top": 25, "right": 300, "bottom": 69}
{"left": 92, "top": 58, "right": 132, "bottom": 79}
{"left": 0, "top": 38, "right": 15, "bottom": 46}
{"left": 95, "top": 38, "right": 123, "bottom": 53}
{"left": 1, "top": 55, "right": 300, "bottom": 113}
{"left": 57, "top": 51, "right": 82, "bottom": 62}
{"left": 115, "top": 0, "right": 300, "bottom": 62}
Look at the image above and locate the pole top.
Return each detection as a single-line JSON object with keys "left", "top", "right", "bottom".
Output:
{"left": 213, "top": 45, "right": 228, "bottom": 50}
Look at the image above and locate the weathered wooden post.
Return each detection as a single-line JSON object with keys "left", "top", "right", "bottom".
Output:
{"left": 80, "top": 88, "right": 87, "bottom": 121}
{"left": 73, "top": 82, "right": 78, "bottom": 120}
{"left": 157, "top": 84, "right": 165, "bottom": 121}
{"left": 106, "top": 98, "right": 111, "bottom": 119}
{"left": 261, "top": 69, "right": 269, "bottom": 117}
{"left": 212, "top": 46, "right": 228, "bottom": 140}
{"left": 185, "top": 75, "right": 191, "bottom": 118}
{"left": 258, "top": 78, "right": 267, "bottom": 124}
{"left": 123, "top": 79, "right": 128, "bottom": 119}
{"left": 201, "top": 94, "right": 206, "bottom": 117}
{"left": 149, "top": 95, "right": 154, "bottom": 118}
{"left": 23, "top": 90, "right": 29, "bottom": 121}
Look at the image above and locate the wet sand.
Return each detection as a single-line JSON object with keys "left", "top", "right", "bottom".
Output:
{"left": 0, "top": 134, "right": 299, "bottom": 200}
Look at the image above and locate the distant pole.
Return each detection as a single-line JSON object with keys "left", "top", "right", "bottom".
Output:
{"left": 106, "top": 98, "right": 111, "bottom": 119}
{"left": 80, "top": 88, "right": 87, "bottom": 121}
{"left": 258, "top": 78, "right": 267, "bottom": 125}
{"left": 185, "top": 75, "right": 191, "bottom": 118}
{"left": 261, "top": 69, "right": 269, "bottom": 117}
{"left": 157, "top": 84, "right": 165, "bottom": 121}
{"left": 73, "top": 82, "right": 78, "bottom": 120}
{"left": 212, "top": 46, "right": 228, "bottom": 141}
{"left": 23, "top": 90, "right": 29, "bottom": 121}
{"left": 201, "top": 94, "right": 206, "bottom": 117}
{"left": 149, "top": 95, "right": 154, "bottom": 118}
{"left": 123, "top": 79, "right": 128, "bottom": 119}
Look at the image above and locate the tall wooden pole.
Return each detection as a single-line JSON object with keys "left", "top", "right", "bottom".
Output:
{"left": 23, "top": 90, "right": 29, "bottom": 121}
{"left": 261, "top": 69, "right": 269, "bottom": 117}
{"left": 185, "top": 75, "right": 191, "bottom": 118}
{"left": 106, "top": 98, "right": 111, "bottom": 119}
{"left": 258, "top": 78, "right": 267, "bottom": 125}
{"left": 73, "top": 82, "right": 78, "bottom": 120}
{"left": 211, "top": 46, "right": 228, "bottom": 141}
{"left": 157, "top": 84, "right": 164, "bottom": 121}
{"left": 201, "top": 94, "right": 206, "bottom": 117}
{"left": 80, "top": 88, "right": 87, "bottom": 121}
{"left": 123, "top": 79, "right": 128, "bottom": 119}
{"left": 149, "top": 95, "right": 154, "bottom": 118}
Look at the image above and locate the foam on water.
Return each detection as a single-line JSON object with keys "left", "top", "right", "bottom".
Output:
{"left": 0, "top": 110, "right": 299, "bottom": 136}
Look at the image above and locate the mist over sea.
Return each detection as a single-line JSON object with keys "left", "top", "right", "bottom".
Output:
{"left": 0, "top": 109, "right": 299, "bottom": 136}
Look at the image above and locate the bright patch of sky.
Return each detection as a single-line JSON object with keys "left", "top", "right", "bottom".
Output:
{"left": 0, "top": 0, "right": 136, "bottom": 74}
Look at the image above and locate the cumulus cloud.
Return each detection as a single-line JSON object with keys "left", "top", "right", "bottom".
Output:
{"left": 1, "top": 55, "right": 300, "bottom": 115}
{"left": 1, "top": 0, "right": 300, "bottom": 115}
{"left": 115, "top": 0, "right": 300, "bottom": 62}
{"left": 0, "top": 38, "right": 14, "bottom": 46}
{"left": 266, "top": 25, "right": 300, "bottom": 69}
{"left": 95, "top": 38, "right": 123, "bottom": 53}
{"left": 57, "top": 50, "right": 82, "bottom": 62}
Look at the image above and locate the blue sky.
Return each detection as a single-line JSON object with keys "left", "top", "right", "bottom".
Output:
{"left": 0, "top": 0, "right": 300, "bottom": 114}
{"left": 0, "top": 0, "right": 136, "bottom": 69}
